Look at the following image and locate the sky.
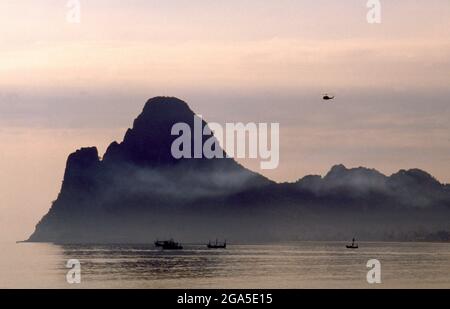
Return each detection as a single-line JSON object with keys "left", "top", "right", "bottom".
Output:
{"left": 1, "top": 0, "right": 450, "bottom": 241}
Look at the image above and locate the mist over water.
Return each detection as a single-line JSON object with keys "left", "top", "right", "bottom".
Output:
{"left": 2, "top": 241, "right": 449, "bottom": 289}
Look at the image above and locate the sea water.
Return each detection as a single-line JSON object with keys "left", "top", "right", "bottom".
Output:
{"left": 0, "top": 241, "right": 449, "bottom": 288}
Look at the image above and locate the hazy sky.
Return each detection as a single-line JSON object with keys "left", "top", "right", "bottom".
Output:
{"left": 1, "top": 0, "right": 450, "bottom": 241}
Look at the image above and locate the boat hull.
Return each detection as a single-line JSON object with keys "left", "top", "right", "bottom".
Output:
{"left": 162, "top": 245, "right": 183, "bottom": 250}
{"left": 207, "top": 245, "right": 226, "bottom": 249}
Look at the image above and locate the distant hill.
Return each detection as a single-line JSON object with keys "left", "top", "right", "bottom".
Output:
{"left": 27, "top": 97, "right": 450, "bottom": 243}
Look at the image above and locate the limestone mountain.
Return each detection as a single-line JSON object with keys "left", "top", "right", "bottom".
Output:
{"left": 27, "top": 97, "right": 450, "bottom": 243}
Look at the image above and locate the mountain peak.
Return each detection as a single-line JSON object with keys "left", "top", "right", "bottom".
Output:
{"left": 65, "top": 147, "right": 99, "bottom": 176}
{"left": 62, "top": 147, "right": 100, "bottom": 191}
{"left": 138, "top": 96, "right": 194, "bottom": 124}
{"left": 327, "top": 164, "right": 348, "bottom": 175}
{"left": 325, "top": 164, "right": 385, "bottom": 179}
{"left": 389, "top": 168, "right": 441, "bottom": 188}
{"left": 143, "top": 96, "right": 191, "bottom": 112}
{"left": 103, "top": 97, "right": 202, "bottom": 166}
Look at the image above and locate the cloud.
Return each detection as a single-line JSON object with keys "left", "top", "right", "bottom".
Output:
{"left": 2, "top": 38, "right": 450, "bottom": 92}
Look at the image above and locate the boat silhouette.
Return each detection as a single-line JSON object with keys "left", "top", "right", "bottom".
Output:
{"left": 346, "top": 238, "right": 358, "bottom": 249}
{"left": 155, "top": 239, "right": 183, "bottom": 250}
{"left": 207, "top": 239, "right": 227, "bottom": 249}
{"left": 154, "top": 240, "right": 165, "bottom": 247}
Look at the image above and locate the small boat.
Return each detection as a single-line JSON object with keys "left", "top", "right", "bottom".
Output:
{"left": 155, "top": 239, "right": 183, "bottom": 250}
{"left": 161, "top": 239, "right": 183, "bottom": 250}
{"left": 346, "top": 238, "right": 359, "bottom": 249}
{"left": 207, "top": 239, "right": 227, "bottom": 249}
{"left": 154, "top": 240, "right": 165, "bottom": 247}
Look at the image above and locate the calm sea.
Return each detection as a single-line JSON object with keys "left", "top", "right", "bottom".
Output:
{"left": 0, "top": 241, "right": 449, "bottom": 288}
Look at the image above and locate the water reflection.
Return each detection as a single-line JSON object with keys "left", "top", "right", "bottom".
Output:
{"left": 60, "top": 244, "right": 234, "bottom": 282}
{"left": 2, "top": 242, "right": 449, "bottom": 288}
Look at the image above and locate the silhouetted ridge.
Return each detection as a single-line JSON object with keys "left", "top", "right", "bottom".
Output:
{"left": 27, "top": 98, "right": 450, "bottom": 243}
{"left": 62, "top": 147, "right": 100, "bottom": 192}
{"left": 103, "top": 96, "right": 218, "bottom": 166}
{"left": 141, "top": 96, "right": 193, "bottom": 121}
{"left": 389, "top": 169, "right": 441, "bottom": 189}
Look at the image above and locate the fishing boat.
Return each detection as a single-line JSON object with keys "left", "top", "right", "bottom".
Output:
{"left": 161, "top": 239, "right": 183, "bottom": 250}
{"left": 207, "top": 239, "right": 227, "bottom": 249}
{"left": 155, "top": 239, "right": 183, "bottom": 250}
{"left": 346, "top": 238, "right": 359, "bottom": 249}
{"left": 154, "top": 240, "right": 165, "bottom": 247}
